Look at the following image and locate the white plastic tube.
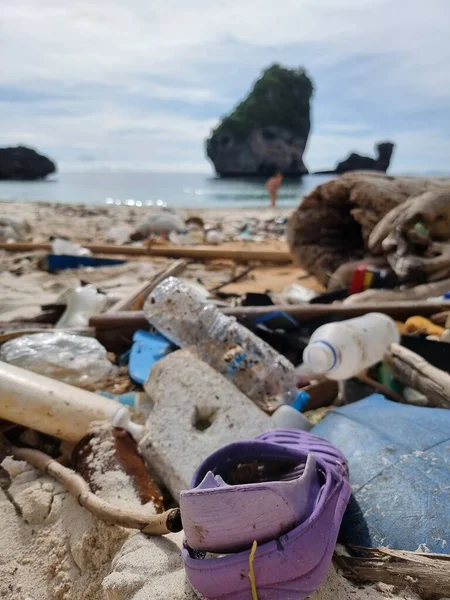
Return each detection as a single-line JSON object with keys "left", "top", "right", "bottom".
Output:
{"left": 0, "top": 362, "right": 143, "bottom": 442}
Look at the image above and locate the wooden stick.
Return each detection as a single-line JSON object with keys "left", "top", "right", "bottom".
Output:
{"left": 356, "top": 372, "right": 406, "bottom": 404}
{"left": 108, "top": 259, "right": 188, "bottom": 312}
{"left": 210, "top": 265, "right": 255, "bottom": 293}
{"left": 0, "top": 242, "right": 292, "bottom": 263}
{"left": 336, "top": 546, "right": 450, "bottom": 596}
{"left": 222, "top": 301, "right": 450, "bottom": 321}
{"left": 10, "top": 445, "right": 181, "bottom": 535}
{"left": 90, "top": 301, "right": 450, "bottom": 330}
{"left": 384, "top": 343, "right": 450, "bottom": 408}
{"left": 430, "top": 310, "right": 450, "bottom": 326}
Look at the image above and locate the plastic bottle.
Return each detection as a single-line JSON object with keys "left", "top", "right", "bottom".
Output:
{"left": 143, "top": 277, "right": 298, "bottom": 410}
{"left": 302, "top": 313, "right": 400, "bottom": 380}
{"left": 0, "top": 361, "right": 144, "bottom": 442}
{"left": 271, "top": 391, "right": 312, "bottom": 431}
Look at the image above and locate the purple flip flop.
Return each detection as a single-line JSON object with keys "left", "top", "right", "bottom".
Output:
{"left": 181, "top": 429, "right": 350, "bottom": 600}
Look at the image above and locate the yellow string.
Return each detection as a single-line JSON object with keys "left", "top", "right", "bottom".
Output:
{"left": 248, "top": 540, "right": 259, "bottom": 600}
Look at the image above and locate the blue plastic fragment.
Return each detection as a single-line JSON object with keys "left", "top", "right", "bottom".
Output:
{"left": 312, "top": 395, "right": 450, "bottom": 553}
{"left": 99, "top": 391, "right": 137, "bottom": 407}
{"left": 47, "top": 254, "right": 126, "bottom": 271}
{"left": 129, "top": 329, "right": 174, "bottom": 384}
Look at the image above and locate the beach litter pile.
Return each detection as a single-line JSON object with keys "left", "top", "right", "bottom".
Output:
{"left": 0, "top": 176, "right": 449, "bottom": 600}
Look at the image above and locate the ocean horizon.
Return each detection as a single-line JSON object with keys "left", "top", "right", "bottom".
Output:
{"left": 0, "top": 171, "right": 335, "bottom": 209}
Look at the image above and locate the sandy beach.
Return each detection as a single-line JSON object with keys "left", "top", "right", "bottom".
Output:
{"left": 0, "top": 199, "right": 436, "bottom": 600}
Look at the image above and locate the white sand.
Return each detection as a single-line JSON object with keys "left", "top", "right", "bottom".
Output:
{"left": 0, "top": 454, "right": 423, "bottom": 600}
{"left": 0, "top": 200, "right": 428, "bottom": 599}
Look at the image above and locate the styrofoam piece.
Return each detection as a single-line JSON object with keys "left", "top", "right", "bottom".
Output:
{"left": 140, "top": 350, "right": 272, "bottom": 500}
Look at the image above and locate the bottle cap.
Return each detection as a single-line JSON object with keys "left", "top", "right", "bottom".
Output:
{"left": 303, "top": 341, "right": 337, "bottom": 374}
{"left": 292, "top": 390, "right": 310, "bottom": 412}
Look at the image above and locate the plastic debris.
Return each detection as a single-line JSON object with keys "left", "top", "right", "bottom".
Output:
{"left": 303, "top": 313, "right": 400, "bottom": 380}
{"left": 0, "top": 332, "right": 117, "bottom": 388}
{"left": 128, "top": 330, "right": 174, "bottom": 384}
{"left": 56, "top": 284, "right": 107, "bottom": 328}
{"left": 312, "top": 394, "right": 450, "bottom": 553}
{"left": 130, "top": 212, "right": 185, "bottom": 241}
{"left": 143, "top": 277, "right": 298, "bottom": 410}
{"left": 51, "top": 238, "right": 92, "bottom": 256}
{"left": 47, "top": 254, "right": 126, "bottom": 271}
{"left": 272, "top": 283, "right": 318, "bottom": 305}
{"left": 0, "top": 217, "right": 32, "bottom": 242}
{"left": 0, "top": 360, "right": 142, "bottom": 441}
{"left": 181, "top": 430, "right": 350, "bottom": 598}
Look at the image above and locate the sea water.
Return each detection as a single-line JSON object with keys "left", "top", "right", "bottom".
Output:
{"left": 0, "top": 171, "right": 333, "bottom": 208}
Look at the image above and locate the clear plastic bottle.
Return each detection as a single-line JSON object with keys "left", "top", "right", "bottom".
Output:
{"left": 143, "top": 277, "right": 298, "bottom": 411}
{"left": 302, "top": 313, "right": 400, "bottom": 380}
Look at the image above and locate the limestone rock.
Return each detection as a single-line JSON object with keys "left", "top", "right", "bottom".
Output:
{"left": 207, "top": 64, "right": 313, "bottom": 176}
{"left": 317, "top": 142, "right": 395, "bottom": 175}
{"left": 0, "top": 145, "right": 56, "bottom": 180}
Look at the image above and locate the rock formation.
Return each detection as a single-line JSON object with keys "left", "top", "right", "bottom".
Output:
{"left": 316, "top": 142, "right": 394, "bottom": 175}
{"left": 0, "top": 145, "right": 56, "bottom": 180}
{"left": 206, "top": 64, "right": 313, "bottom": 176}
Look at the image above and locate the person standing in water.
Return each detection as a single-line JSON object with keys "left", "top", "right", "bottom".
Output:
{"left": 266, "top": 172, "right": 283, "bottom": 208}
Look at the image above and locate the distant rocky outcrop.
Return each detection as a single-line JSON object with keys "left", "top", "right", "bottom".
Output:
{"left": 206, "top": 64, "right": 313, "bottom": 177}
{"left": 0, "top": 146, "right": 56, "bottom": 180}
{"left": 317, "top": 142, "right": 395, "bottom": 175}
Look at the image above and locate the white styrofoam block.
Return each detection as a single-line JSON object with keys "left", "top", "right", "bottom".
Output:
{"left": 140, "top": 350, "right": 272, "bottom": 500}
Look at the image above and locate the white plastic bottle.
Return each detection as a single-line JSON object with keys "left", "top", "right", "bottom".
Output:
{"left": 302, "top": 313, "right": 400, "bottom": 380}
{"left": 144, "top": 277, "right": 298, "bottom": 410}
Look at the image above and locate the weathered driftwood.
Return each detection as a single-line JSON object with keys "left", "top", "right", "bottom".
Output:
{"left": 384, "top": 343, "right": 450, "bottom": 408}
{"left": 370, "top": 190, "right": 450, "bottom": 281}
{"left": 10, "top": 445, "right": 182, "bottom": 535}
{"left": 288, "top": 172, "right": 450, "bottom": 285}
{"left": 431, "top": 310, "right": 450, "bottom": 326}
{"left": 336, "top": 546, "right": 450, "bottom": 597}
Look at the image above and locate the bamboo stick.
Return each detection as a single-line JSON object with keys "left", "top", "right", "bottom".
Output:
{"left": 0, "top": 242, "right": 292, "bottom": 263}
{"left": 108, "top": 259, "right": 188, "bottom": 312}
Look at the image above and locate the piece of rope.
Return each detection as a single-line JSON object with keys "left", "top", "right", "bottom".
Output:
{"left": 248, "top": 540, "right": 259, "bottom": 600}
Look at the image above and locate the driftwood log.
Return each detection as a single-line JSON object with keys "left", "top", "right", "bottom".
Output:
{"left": 288, "top": 172, "right": 450, "bottom": 285}
{"left": 384, "top": 343, "right": 450, "bottom": 408}
{"left": 336, "top": 546, "right": 450, "bottom": 597}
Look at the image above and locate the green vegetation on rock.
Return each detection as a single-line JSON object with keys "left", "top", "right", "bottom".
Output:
{"left": 209, "top": 64, "right": 314, "bottom": 144}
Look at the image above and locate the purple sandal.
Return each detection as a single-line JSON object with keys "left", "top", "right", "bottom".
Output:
{"left": 181, "top": 429, "right": 350, "bottom": 600}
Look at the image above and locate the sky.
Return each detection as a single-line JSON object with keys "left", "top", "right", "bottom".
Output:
{"left": 1, "top": 0, "right": 450, "bottom": 174}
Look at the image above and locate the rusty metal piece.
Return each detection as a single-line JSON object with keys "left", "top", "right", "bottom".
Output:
{"left": 72, "top": 425, "right": 164, "bottom": 513}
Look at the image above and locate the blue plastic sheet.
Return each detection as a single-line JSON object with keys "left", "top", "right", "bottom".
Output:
{"left": 312, "top": 395, "right": 450, "bottom": 553}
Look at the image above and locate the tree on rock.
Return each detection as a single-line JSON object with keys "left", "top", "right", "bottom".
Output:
{"left": 206, "top": 64, "right": 313, "bottom": 177}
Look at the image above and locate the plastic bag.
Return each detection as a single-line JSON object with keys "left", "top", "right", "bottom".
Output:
{"left": 0, "top": 332, "right": 117, "bottom": 389}
{"left": 51, "top": 238, "right": 92, "bottom": 256}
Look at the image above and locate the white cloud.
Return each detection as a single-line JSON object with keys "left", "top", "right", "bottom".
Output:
{"left": 1, "top": 0, "right": 450, "bottom": 172}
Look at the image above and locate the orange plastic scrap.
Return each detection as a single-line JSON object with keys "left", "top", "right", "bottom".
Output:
{"left": 404, "top": 316, "right": 445, "bottom": 337}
